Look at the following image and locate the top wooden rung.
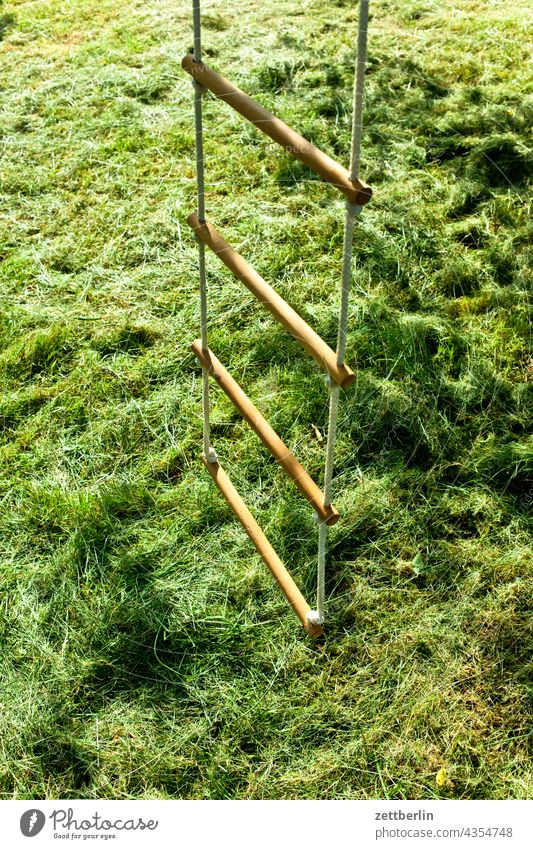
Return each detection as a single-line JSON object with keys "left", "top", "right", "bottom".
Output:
{"left": 182, "top": 54, "right": 372, "bottom": 206}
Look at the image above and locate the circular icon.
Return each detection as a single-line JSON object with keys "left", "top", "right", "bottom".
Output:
{"left": 20, "top": 810, "right": 46, "bottom": 837}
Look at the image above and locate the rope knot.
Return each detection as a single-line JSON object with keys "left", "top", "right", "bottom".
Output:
{"left": 307, "top": 609, "right": 324, "bottom": 626}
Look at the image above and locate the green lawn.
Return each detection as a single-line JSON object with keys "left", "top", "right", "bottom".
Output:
{"left": 0, "top": 0, "right": 531, "bottom": 799}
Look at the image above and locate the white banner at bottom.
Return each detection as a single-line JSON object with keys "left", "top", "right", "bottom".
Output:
{"left": 1, "top": 799, "right": 531, "bottom": 849}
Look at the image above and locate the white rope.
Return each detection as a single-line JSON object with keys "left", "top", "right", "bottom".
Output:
{"left": 337, "top": 0, "right": 369, "bottom": 365}
{"left": 336, "top": 207, "right": 360, "bottom": 367}
{"left": 309, "top": 0, "right": 369, "bottom": 628}
{"left": 323, "top": 381, "right": 340, "bottom": 509}
{"left": 350, "top": 0, "right": 370, "bottom": 183}
{"left": 316, "top": 520, "right": 327, "bottom": 622}
{"left": 313, "top": 381, "right": 339, "bottom": 625}
{"left": 192, "top": 0, "right": 216, "bottom": 462}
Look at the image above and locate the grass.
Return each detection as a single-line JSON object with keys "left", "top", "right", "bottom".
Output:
{"left": 0, "top": 0, "right": 531, "bottom": 800}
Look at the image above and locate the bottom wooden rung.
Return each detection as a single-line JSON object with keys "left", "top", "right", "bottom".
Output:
{"left": 201, "top": 454, "right": 323, "bottom": 638}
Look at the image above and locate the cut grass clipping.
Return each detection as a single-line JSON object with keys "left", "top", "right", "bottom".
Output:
{"left": 0, "top": 0, "right": 532, "bottom": 800}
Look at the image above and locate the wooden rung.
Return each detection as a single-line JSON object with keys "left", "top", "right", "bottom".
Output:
{"left": 193, "top": 341, "right": 339, "bottom": 527}
{"left": 182, "top": 54, "right": 372, "bottom": 206}
{"left": 201, "top": 453, "right": 323, "bottom": 637}
{"left": 188, "top": 213, "right": 355, "bottom": 389}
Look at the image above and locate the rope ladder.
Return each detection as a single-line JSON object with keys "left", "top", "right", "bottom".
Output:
{"left": 185, "top": 0, "right": 372, "bottom": 637}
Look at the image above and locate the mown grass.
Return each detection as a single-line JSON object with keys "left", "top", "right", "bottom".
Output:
{"left": 0, "top": 0, "right": 531, "bottom": 800}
